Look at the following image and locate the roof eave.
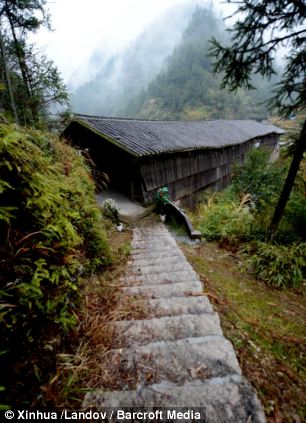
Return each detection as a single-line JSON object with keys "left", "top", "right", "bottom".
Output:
{"left": 69, "top": 116, "right": 284, "bottom": 158}
{"left": 139, "top": 131, "right": 282, "bottom": 158}
{"left": 72, "top": 117, "right": 140, "bottom": 158}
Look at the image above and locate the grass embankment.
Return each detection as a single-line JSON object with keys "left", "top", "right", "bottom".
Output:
{"left": 181, "top": 242, "right": 305, "bottom": 423}
{"left": 0, "top": 119, "right": 111, "bottom": 407}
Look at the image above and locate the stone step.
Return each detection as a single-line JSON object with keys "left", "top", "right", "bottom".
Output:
{"left": 133, "top": 229, "right": 169, "bottom": 236}
{"left": 122, "top": 270, "right": 199, "bottom": 285}
{"left": 131, "top": 241, "right": 176, "bottom": 248}
{"left": 132, "top": 248, "right": 177, "bottom": 257}
{"left": 83, "top": 375, "right": 266, "bottom": 423}
{"left": 147, "top": 296, "right": 214, "bottom": 317}
{"left": 131, "top": 240, "right": 176, "bottom": 251}
{"left": 133, "top": 233, "right": 169, "bottom": 240}
{"left": 129, "top": 254, "right": 185, "bottom": 267}
{"left": 123, "top": 280, "right": 202, "bottom": 299}
{"left": 120, "top": 275, "right": 178, "bottom": 287}
{"left": 131, "top": 246, "right": 179, "bottom": 255}
{"left": 128, "top": 262, "right": 194, "bottom": 275}
{"left": 132, "top": 234, "right": 173, "bottom": 242}
{"left": 133, "top": 228, "right": 166, "bottom": 235}
{"left": 114, "top": 313, "right": 222, "bottom": 347}
{"left": 124, "top": 296, "right": 214, "bottom": 318}
{"left": 131, "top": 238, "right": 177, "bottom": 246}
{"left": 107, "top": 335, "right": 241, "bottom": 386}
{"left": 131, "top": 247, "right": 177, "bottom": 255}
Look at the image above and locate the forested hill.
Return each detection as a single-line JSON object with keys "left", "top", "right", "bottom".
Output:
{"left": 124, "top": 6, "right": 278, "bottom": 120}
{"left": 71, "top": 4, "right": 279, "bottom": 120}
{"left": 70, "top": 2, "right": 196, "bottom": 116}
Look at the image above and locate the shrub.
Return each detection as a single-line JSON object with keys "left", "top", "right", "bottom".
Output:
{"left": 243, "top": 242, "right": 306, "bottom": 288}
{"left": 276, "top": 192, "right": 306, "bottom": 244}
{"left": 155, "top": 186, "right": 170, "bottom": 215}
{"left": 195, "top": 192, "right": 254, "bottom": 244}
{"left": 0, "top": 122, "right": 110, "bottom": 404}
{"left": 231, "top": 147, "right": 287, "bottom": 208}
{"left": 194, "top": 148, "right": 304, "bottom": 244}
{"left": 102, "top": 198, "right": 120, "bottom": 224}
{"left": 191, "top": 147, "right": 305, "bottom": 290}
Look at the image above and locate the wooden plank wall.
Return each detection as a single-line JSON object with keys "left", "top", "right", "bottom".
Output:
{"left": 140, "top": 135, "right": 278, "bottom": 206}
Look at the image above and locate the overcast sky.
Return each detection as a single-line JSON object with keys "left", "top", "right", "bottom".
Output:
{"left": 31, "top": 0, "right": 236, "bottom": 85}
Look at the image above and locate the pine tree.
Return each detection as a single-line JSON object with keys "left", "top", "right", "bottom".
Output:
{"left": 0, "top": 26, "right": 18, "bottom": 122}
{"left": 209, "top": 0, "right": 306, "bottom": 240}
{"left": 0, "top": 0, "right": 68, "bottom": 125}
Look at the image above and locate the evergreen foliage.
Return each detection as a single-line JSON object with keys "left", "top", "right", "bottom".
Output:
{"left": 209, "top": 0, "right": 306, "bottom": 240}
{"left": 231, "top": 148, "right": 287, "bottom": 208}
{"left": 0, "top": 119, "right": 110, "bottom": 404}
{"left": 125, "top": 6, "right": 278, "bottom": 120}
{"left": 0, "top": 0, "right": 69, "bottom": 126}
{"left": 193, "top": 145, "right": 305, "bottom": 287}
{"left": 154, "top": 187, "right": 170, "bottom": 215}
{"left": 209, "top": 0, "right": 306, "bottom": 116}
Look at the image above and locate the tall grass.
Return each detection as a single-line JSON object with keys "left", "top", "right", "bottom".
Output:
{"left": 194, "top": 192, "right": 254, "bottom": 245}
{"left": 192, "top": 147, "right": 305, "bottom": 287}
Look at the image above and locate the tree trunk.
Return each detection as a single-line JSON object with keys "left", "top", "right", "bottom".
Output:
{"left": 268, "top": 118, "right": 306, "bottom": 241}
{"left": 5, "top": 4, "right": 37, "bottom": 122}
{"left": 0, "top": 26, "right": 19, "bottom": 124}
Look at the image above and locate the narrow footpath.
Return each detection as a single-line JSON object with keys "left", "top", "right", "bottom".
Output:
{"left": 83, "top": 218, "right": 266, "bottom": 423}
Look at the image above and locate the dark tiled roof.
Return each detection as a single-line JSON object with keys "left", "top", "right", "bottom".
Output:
{"left": 72, "top": 114, "right": 284, "bottom": 157}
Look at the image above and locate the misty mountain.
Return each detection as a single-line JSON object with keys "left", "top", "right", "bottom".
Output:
{"left": 71, "top": 2, "right": 198, "bottom": 116}
{"left": 124, "top": 6, "right": 278, "bottom": 120}
{"left": 72, "top": 3, "right": 278, "bottom": 120}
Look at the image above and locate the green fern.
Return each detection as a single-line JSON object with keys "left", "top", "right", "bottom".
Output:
{"left": 0, "top": 121, "right": 111, "bottom": 402}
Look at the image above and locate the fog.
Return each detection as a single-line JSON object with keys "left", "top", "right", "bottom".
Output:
{"left": 71, "top": 1, "right": 200, "bottom": 115}
{"left": 30, "top": 0, "right": 282, "bottom": 119}
{"left": 31, "top": 0, "right": 237, "bottom": 88}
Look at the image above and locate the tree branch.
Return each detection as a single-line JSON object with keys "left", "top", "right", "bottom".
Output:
{"left": 236, "top": 29, "right": 306, "bottom": 54}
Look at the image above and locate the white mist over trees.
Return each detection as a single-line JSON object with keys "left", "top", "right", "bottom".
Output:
{"left": 0, "top": 0, "right": 69, "bottom": 126}
{"left": 71, "top": 3, "right": 279, "bottom": 120}
{"left": 71, "top": 2, "right": 197, "bottom": 116}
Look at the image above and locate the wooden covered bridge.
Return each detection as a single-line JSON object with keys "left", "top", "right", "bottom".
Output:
{"left": 63, "top": 115, "right": 283, "bottom": 206}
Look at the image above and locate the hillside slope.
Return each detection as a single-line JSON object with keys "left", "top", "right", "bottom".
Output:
{"left": 71, "top": 2, "right": 197, "bottom": 116}
{"left": 0, "top": 119, "right": 110, "bottom": 406}
{"left": 125, "top": 6, "right": 278, "bottom": 120}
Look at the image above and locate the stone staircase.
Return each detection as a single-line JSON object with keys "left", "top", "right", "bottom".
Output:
{"left": 83, "top": 219, "right": 265, "bottom": 422}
